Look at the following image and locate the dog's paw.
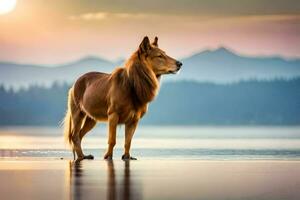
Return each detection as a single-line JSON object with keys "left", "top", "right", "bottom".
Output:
{"left": 84, "top": 154, "right": 94, "bottom": 160}
{"left": 74, "top": 157, "right": 84, "bottom": 164}
{"left": 104, "top": 153, "right": 113, "bottom": 160}
{"left": 122, "top": 154, "right": 137, "bottom": 160}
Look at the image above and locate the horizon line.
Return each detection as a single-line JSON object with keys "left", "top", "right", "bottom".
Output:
{"left": 0, "top": 46, "right": 299, "bottom": 67}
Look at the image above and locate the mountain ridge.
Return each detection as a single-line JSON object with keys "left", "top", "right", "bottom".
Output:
{"left": 1, "top": 47, "right": 300, "bottom": 88}
{"left": 2, "top": 47, "right": 299, "bottom": 68}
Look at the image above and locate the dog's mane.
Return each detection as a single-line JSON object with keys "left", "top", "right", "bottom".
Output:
{"left": 124, "top": 51, "right": 159, "bottom": 107}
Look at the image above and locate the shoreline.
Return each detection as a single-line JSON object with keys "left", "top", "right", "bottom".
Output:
{"left": 2, "top": 157, "right": 300, "bottom": 162}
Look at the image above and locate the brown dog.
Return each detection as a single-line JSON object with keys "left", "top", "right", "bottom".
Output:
{"left": 63, "top": 36, "right": 182, "bottom": 162}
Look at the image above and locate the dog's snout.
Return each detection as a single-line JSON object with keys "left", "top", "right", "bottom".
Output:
{"left": 176, "top": 61, "right": 182, "bottom": 67}
{"left": 176, "top": 61, "right": 182, "bottom": 69}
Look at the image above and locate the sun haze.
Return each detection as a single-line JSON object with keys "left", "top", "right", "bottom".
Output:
{"left": 0, "top": 0, "right": 16, "bottom": 15}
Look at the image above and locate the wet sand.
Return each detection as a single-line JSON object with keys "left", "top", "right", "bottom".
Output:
{"left": 0, "top": 159, "right": 300, "bottom": 200}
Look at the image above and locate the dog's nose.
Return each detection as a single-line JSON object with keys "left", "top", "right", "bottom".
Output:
{"left": 176, "top": 61, "right": 182, "bottom": 68}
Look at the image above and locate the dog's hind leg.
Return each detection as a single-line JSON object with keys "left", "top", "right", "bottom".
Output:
{"left": 80, "top": 116, "right": 97, "bottom": 140}
{"left": 72, "top": 149, "right": 76, "bottom": 160}
{"left": 79, "top": 116, "right": 97, "bottom": 160}
{"left": 71, "top": 110, "right": 85, "bottom": 163}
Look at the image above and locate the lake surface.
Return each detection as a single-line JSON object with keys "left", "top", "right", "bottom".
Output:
{"left": 1, "top": 126, "right": 300, "bottom": 160}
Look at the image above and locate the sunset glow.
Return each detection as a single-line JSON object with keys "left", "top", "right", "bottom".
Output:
{"left": 0, "top": 0, "right": 16, "bottom": 15}
{"left": 0, "top": 0, "right": 299, "bottom": 64}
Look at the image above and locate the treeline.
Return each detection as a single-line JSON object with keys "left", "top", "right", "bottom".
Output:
{"left": 0, "top": 83, "right": 69, "bottom": 125}
{"left": 0, "top": 79, "right": 300, "bottom": 125}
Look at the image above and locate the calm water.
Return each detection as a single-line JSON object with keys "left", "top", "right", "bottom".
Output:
{"left": 0, "top": 126, "right": 300, "bottom": 160}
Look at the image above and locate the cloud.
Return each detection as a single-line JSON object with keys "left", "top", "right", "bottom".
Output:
{"left": 65, "top": 0, "right": 300, "bottom": 16}
{"left": 69, "top": 12, "right": 108, "bottom": 20}
{"left": 68, "top": 12, "right": 150, "bottom": 21}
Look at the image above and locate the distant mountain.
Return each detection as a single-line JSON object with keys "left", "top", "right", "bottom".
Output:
{"left": 0, "top": 56, "right": 116, "bottom": 88}
{"left": 169, "top": 47, "right": 300, "bottom": 83}
{"left": 1, "top": 48, "right": 300, "bottom": 88}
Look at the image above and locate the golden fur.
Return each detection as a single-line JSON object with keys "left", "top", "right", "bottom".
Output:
{"left": 63, "top": 36, "right": 182, "bottom": 162}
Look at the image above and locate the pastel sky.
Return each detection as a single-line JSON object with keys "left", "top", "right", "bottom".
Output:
{"left": 0, "top": 0, "right": 300, "bottom": 64}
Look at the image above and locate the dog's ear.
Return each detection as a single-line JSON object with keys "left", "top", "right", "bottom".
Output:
{"left": 152, "top": 36, "right": 158, "bottom": 47}
{"left": 139, "top": 36, "right": 151, "bottom": 55}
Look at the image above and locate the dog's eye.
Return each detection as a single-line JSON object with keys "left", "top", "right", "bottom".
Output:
{"left": 157, "top": 55, "right": 163, "bottom": 58}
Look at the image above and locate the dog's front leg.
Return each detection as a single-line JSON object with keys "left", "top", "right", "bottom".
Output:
{"left": 104, "top": 113, "right": 119, "bottom": 160}
{"left": 122, "top": 120, "right": 138, "bottom": 160}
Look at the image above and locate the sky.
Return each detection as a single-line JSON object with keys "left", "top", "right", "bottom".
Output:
{"left": 0, "top": 0, "right": 299, "bottom": 64}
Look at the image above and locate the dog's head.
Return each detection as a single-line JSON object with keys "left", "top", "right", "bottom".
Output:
{"left": 138, "top": 36, "right": 182, "bottom": 76}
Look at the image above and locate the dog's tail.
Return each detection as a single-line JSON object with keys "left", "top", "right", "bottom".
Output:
{"left": 62, "top": 88, "right": 77, "bottom": 160}
{"left": 63, "top": 88, "right": 73, "bottom": 147}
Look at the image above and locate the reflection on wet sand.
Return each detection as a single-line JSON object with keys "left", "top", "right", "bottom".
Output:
{"left": 69, "top": 160, "right": 141, "bottom": 200}
{"left": 107, "top": 160, "right": 116, "bottom": 200}
{"left": 122, "top": 161, "right": 131, "bottom": 200}
{"left": 70, "top": 162, "right": 84, "bottom": 200}
{"left": 1, "top": 160, "right": 300, "bottom": 200}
